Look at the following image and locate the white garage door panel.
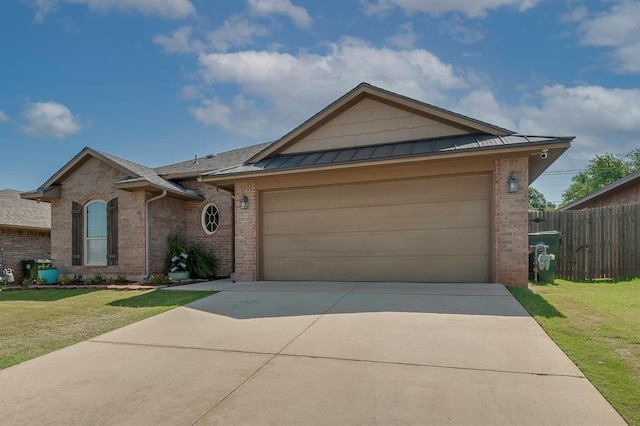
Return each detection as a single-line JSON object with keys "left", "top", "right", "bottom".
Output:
{"left": 261, "top": 174, "right": 491, "bottom": 282}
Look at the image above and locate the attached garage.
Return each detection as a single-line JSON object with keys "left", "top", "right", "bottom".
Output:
{"left": 202, "top": 82, "right": 573, "bottom": 287}
{"left": 261, "top": 174, "right": 491, "bottom": 282}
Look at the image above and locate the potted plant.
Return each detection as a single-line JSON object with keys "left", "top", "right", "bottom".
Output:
{"left": 36, "top": 259, "right": 59, "bottom": 284}
{"left": 167, "top": 236, "right": 190, "bottom": 281}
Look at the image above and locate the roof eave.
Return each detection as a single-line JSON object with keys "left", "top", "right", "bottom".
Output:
{"left": 115, "top": 180, "right": 204, "bottom": 201}
{"left": 202, "top": 141, "right": 570, "bottom": 184}
{"left": 560, "top": 169, "right": 640, "bottom": 211}
{"left": 0, "top": 223, "right": 51, "bottom": 232}
{"left": 20, "top": 185, "right": 62, "bottom": 202}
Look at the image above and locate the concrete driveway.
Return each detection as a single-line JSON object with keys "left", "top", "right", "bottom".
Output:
{"left": 0, "top": 281, "right": 625, "bottom": 425}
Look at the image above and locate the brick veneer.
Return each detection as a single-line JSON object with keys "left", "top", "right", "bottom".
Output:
{"left": 182, "top": 181, "right": 234, "bottom": 278}
{"left": 493, "top": 157, "right": 529, "bottom": 287}
{"left": 52, "top": 157, "right": 147, "bottom": 281}
{"left": 0, "top": 227, "right": 51, "bottom": 282}
{"left": 234, "top": 180, "right": 257, "bottom": 282}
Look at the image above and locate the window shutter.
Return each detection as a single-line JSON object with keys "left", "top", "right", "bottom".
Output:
{"left": 71, "top": 202, "right": 83, "bottom": 266}
{"left": 107, "top": 198, "right": 118, "bottom": 266}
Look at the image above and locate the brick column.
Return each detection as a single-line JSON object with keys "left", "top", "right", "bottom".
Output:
{"left": 494, "top": 158, "right": 529, "bottom": 287}
{"left": 234, "top": 180, "right": 257, "bottom": 282}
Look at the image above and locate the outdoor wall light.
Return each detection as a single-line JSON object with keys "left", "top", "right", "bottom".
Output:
{"left": 507, "top": 173, "right": 518, "bottom": 193}
{"left": 240, "top": 195, "right": 249, "bottom": 210}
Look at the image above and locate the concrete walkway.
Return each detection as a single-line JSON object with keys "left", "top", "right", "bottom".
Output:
{"left": 0, "top": 282, "right": 625, "bottom": 425}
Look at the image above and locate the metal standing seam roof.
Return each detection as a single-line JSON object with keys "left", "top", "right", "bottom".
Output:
{"left": 202, "top": 133, "right": 573, "bottom": 177}
{"left": 0, "top": 189, "right": 51, "bottom": 229}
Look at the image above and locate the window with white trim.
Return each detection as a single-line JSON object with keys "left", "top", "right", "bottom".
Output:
{"left": 201, "top": 203, "right": 220, "bottom": 234}
{"left": 85, "top": 200, "right": 107, "bottom": 265}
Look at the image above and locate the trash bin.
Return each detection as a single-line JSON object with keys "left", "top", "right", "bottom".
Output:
{"left": 528, "top": 231, "right": 562, "bottom": 283}
{"left": 21, "top": 260, "right": 37, "bottom": 280}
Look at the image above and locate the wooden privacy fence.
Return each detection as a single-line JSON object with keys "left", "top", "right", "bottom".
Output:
{"left": 528, "top": 203, "right": 640, "bottom": 281}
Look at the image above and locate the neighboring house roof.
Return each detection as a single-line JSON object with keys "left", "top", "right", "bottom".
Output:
{"left": 0, "top": 189, "right": 51, "bottom": 231}
{"left": 560, "top": 169, "right": 640, "bottom": 211}
{"left": 248, "top": 82, "right": 516, "bottom": 164}
{"left": 155, "top": 142, "right": 272, "bottom": 179}
{"left": 203, "top": 133, "right": 574, "bottom": 180}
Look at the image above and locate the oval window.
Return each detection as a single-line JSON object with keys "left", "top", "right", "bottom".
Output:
{"left": 201, "top": 203, "right": 220, "bottom": 234}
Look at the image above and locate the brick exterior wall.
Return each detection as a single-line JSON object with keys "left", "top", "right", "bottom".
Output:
{"left": 146, "top": 182, "right": 234, "bottom": 278}
{"left": 0, "top": 227, "right": 51, "bottom": 282}
{"left": 52, "top": 157, "right": 147, "bottom": 281}
{"left": 147, "top": 195, "right": 186, "bottom": 276}
{"left": 493, "top": 157, "right": 529, "bottom": 287}
{"left": 234, "top": 180, "right": 257, "bottom": 282}
{"left": 182, "top": 181, "right": 234, "bottom": 278}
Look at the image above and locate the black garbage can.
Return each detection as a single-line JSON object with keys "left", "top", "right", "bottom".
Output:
{"left": 21, "top": 260, "right": 37, "bottom": 280}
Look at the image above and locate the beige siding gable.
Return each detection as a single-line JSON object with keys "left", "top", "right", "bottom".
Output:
{"left": 282, "top": 98, "right": 469, "bottom": 154}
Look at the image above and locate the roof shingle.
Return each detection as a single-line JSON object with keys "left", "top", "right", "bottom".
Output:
{"left": 0, "top": 189, "right": 51, "bottom": 230}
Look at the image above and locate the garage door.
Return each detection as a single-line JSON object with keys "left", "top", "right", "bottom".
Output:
{"left": 261, "top": 174, "right": 491, "bottom": 282}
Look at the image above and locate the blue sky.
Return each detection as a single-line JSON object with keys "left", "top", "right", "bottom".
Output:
{"left": 1, "top": 0, "right": 639, "bottom": 204}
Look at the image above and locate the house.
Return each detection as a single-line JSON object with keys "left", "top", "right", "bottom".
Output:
{"left": 22, "top": 83, "right": 573, "bottom": 287}
{"left": 561, "top": 170, "right": 640, "bottom": 210}
{"left": 0, "top": 189, "right": 51, "bottom": 282}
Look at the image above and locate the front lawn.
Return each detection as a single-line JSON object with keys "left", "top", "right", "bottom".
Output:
{"left": 0, "top": 289, "right": 215, "bottom": 370}
{"left": 510, "top": 279, "right": 640, "bottom": 426}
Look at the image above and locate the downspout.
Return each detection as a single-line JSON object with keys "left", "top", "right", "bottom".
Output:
{"left": 145, "top": 190, "right": 168, "bottom": 277}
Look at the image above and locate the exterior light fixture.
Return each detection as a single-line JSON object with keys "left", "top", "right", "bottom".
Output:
{"left": 507, "top": 173, "right": 518, "bottom": 193}
{"left": 240, "top": 195, "right": 249, "bottom": 210}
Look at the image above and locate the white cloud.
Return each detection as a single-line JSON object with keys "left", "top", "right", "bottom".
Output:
{"left": 386, "top": 23, "right": 418, "bottom": 49}
{"left": 21, "top": 101, "right": 83, "bottom": 138}
{"left": 193, "top": 37, "right": 468, "bottom": 138}
{"left": 576, "top": 1, "right": 640, "bottom": 72}
{"left": 439, "top": 19, "right": 484, "bottom": 44}
{"left": 248, "top": 0, "right": 313, "bottom": 28}
{"left": 30, "top": 0, "right": 195, "bottom": 22}
{"left": 190, "top": 95, "right": 270, "bottom": 138}
{"left": 154, "top": 26, "right": 201, "bottom": 54}
{"left": 207, "top": 16, "right": 269, "bottom": 52}
{"left": 361, "top": 0, "right": 540, "bottom": 18}
{"left": 560, "top": 5, "right": 588, "bottom": 23}
{"left": 0, "top": 111, "right": 8, "bottom": 123}
{"left": 455, "top": 90, "right": 515, "bottom": 130}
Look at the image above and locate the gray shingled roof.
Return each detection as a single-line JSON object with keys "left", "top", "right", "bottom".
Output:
{"left": 203, "top": 133, "right": 573, "bottom": 177}
{"left": 96, "top": 150, "right": 201, "bottom": 197}
{"left": 154, "top": 142, "right": 272, "bottom": 177}
{"left": 0, "top": 189, "right": 51, "bottom": 230}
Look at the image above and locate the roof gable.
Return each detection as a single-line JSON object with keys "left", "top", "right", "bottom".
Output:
{"left": 24, "top": 147, "right": 202, "bottom": 201}
{"left": 248, "top": 82, "right": 514, "bottom": 163}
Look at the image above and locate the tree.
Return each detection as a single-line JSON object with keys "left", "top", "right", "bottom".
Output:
{"left": 528, "top": 187, "right": 556, "bottom": 211}
{"left": 561, "top": 151, "right": 639, "bottom": 206}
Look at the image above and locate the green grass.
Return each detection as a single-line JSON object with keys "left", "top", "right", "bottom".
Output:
{"left": 0, "top": 289, "right": 215, "bottom": 370}
{"left": 510, "top": 279, "right": 640, "bottom": 425}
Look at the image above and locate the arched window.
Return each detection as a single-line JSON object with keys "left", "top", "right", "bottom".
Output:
{"left": 201, "top": 203, "right": 220, "bottom": 234}
{"left": 85, "top": 200, "right": 107, "bottom": 265}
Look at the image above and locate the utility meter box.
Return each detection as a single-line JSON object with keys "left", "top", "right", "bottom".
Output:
{"left": 528, "top": 231, "right": 562, "bottom": 283}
